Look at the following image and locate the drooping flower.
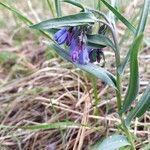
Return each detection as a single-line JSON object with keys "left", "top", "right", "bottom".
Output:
{"left": 79, "top": 47, "right": 89, "bottom": 64}
{"left": 66, "top": 28, "right": 74, "bottom": 46}
{"left": 54, "top": 27, "right": 68, "bottom": 45}
{"left": 53, "top": 26, "right": 105, "bottom": 65}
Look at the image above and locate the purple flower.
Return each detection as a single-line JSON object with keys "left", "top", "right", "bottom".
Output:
{"left": 71, "top": 50, "right": 79, "bottom": 62}
{"left": 54, "top": 27, "right": 68, "bottom": 45}
{"left": 79, "top": 48, "right": 89, "bottom": 64}
{"left": 66, "top": 31, "right": 73, "bottom": 46}
{"left": 69, "top": 40, "right": 79, "bottom": 62}
{"left": 53, "top": 26, "right": 103, "bottom": 65}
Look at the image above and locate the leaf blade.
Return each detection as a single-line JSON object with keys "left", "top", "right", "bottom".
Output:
{"left": 22, "top": 122, "right": 78, "bottom": 130}
{"left": 87, "top": 34, "right": 116, "bottom": 51}
{"left": 47, "top": 42, "right": 116, "bottom": 89}
{"left": 125, "top": 83, "right": 150, "bottom": 126}
{"left": 118, "top": 0, "right": 150, "bottom": 74}
{"left": 96, "top": 134, "right": 130, "bottom": 150}
{"left": 100, "top": 0, "right": 136, "bottom": 34}
{"left": 0, "top": 2, "right": 33, "bottom": 25}
{"left": 63, "top": 0, "right": 85, "bottom": 10}
{"left": 121, "top": 33, "right": 144, "bottom": 113}
{"left": 30, "top": 12, "right": 97, "bottom": 30}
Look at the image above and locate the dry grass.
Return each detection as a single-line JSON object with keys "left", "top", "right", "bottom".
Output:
{"left": 0, "top": 0, "right": 150, "bottom": 150}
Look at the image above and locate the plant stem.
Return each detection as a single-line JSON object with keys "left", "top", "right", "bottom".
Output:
{"left": 55, "top": 0, "right": 62, "bottom": 17}
{"left": 121, "top": 119, "right": 136, "bottom": 150}
{"left": 47, "top": 0, "right": 56, "bottom": 17}
{"left": 91, "top": 75, "right": 99, "bottom": 115}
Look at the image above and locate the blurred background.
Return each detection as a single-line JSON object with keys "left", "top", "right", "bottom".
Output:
{"left": 0, "top": 0, "right": 150, "bottom": 150}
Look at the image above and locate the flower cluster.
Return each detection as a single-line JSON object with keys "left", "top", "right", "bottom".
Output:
{"left": 54, "top": 26, "right": 104, "bottom": 65}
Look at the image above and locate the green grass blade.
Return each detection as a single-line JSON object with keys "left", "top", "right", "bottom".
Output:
{"left": 30, "top": 12, "right": 97, "bottom": 30}
{"left": 121, "top": 33, "right": 144, "bottom": 114}
{"left": 22, "top": 122, "right": 78, "bottom": 130}
{"left": 47, "top": 42, "right": 117, "bottom": 89}
{"left": 95, "top": 134, "right": 130, "bottom": 150}
{"left": 100, "top": 0, "right": 136, "bottom": 34}
{"left": 0, "top": 2, "right": 53, "bottom": 40}
{"left": 118, "top": 0, "right": 150, "bottom": 74}
{"left": 135, "top": 0, "right": 150, "bottom": 36}
{"left": 55, "top": 0, "right": 62, "bottom": 17}
{"left": 125, "top": 83, "right": 150, "bottom": 126}
{"left": 63, "top": 0, "right": 85, "bottom": 10}
{"left": 47, "top": 0, "right": 56, "bottom": 17}
{"left": 0, "top": 2, "right": 33, "bottom": 25}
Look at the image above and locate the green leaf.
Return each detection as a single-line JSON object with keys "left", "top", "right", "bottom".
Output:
{"left": 0, "top": 2, "right": 52, "bottom": 40}
{"left": 22, "top": 122, "right": 78, "bottom": 130}
{"left": 0, "top": 122, "right": 79, "bottom": 130}
{"left": 87, "top": 34, "right": 115, "bottom": 51}
{"left": 118, "top": 0, "right": 150, "bottom": 74}
{"left": 125, "top": 83, "right": 150, "bottom": 126}
{"left": 63, "top": 0, "right": 85, "bottom": 10}
{"left": 30, "top": 12, "right": 97, "bottom": 30}
{"left": 135, "top": 0, "right": 150, "bottom": 36}
{"left": 121, "top": 33, "right": 144, "bottom": 113}
{"left": 95, "top": 134, "right": 130, "bottom": 150}
{"left": 55, "top": 0, "right": 62, "bottom": 17}
{"left": 100, "top": 0, "right": 136, "bottom": 34}
{"left": 47, "top": 42, "right": 116, "bottom": 89}
{"left": 0, "top": 2, "right": 33, "bottom": 25}
{"left": 140, "top": 143, "right": 150, "bottom": 150}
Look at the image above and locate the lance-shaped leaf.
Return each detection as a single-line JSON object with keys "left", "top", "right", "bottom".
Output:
{"left": 87, "top": 34, "right": 115, "bottom": 51}
{"left": 47, "top": 42, "right": 116, "bottom": 89}
{"left": 30, "top": 12, "right": 97, "bottom": 30}
{"left": 125, "top": 83, "right": 150, "bottom": 126}
{"left": 0, "top": 2, "right": 33, "bottom": 25}
{"left": 62, "top": 0, "right": 85, "bottom": 10}
{"left": 100, "top": 0, "right": 136, "bottom": 34}
{"left": 22, "top": 122, "right": 79, "bottom": 130}
{"left": 118, "top": 0, "right": 150, "bottom": 74}
{"left": 95, "top": 134, "right": 130, "bottom": 150}
{"left": 121, "top": 33, "right": 144, "bottom": 113}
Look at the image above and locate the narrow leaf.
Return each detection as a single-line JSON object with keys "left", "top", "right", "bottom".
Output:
{"left": 87, "top": 34, "right": 115, "bottom": 51}
{"left": 118, "top": 0, "right": 150, "bottom": 74}
{"left": 22, "top": 122, "right": 78, "bottom": 130}
{"left": 30, "top": 12, "right": 97, "bottom": 30}
{"left": 47, "top": 42, "right": 116, "bottom": 89}
{"left": 0, "top": 2, "right": 33, "bottom": 25}
{"left": 100, "top": 0, "right": 136, "bottom": 34}
{"left": 125, "top": 83, "right": 150, "bottom": 126}
{"left": 135, "top": 0, "right": 150, "bottom": 36}
{"left": 63, "top": 0, "right": 85, "bottom": 10}
{"left": 0, "top": 2, "right": 52, "bottom": 40}
{"left": 47, "top": 0, "right": 56, "bottom": 17}
{"left": 55, "top": 0, "right": 62, "bottom": 17}
{"left": 121, "top": 33, "right": 144, "bottom": 113}
{"left": 96, "top": 134, "right": 130, "bottom": 150}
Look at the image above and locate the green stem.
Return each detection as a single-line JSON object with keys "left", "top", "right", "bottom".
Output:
{"left": 47, "top": 0, "right": 56, "bottom": 17}
{"left": 55, "top": 0, "right": 62, "bottom": 17}
{"left": 121, "top": 119, "right": 136, "bottom": 150}
{"left": 91, "top": 8, "right": 136, "bottom": 149}
{"left": 91, "top": 75, "right": 99, "bottom": 115}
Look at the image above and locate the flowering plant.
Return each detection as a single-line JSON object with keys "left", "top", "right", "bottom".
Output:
{"left": 30, "top": 0, "right": 150, "bottom": 149}
{"left": 1, "top": 0, "right": 149, "bottom": 149}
